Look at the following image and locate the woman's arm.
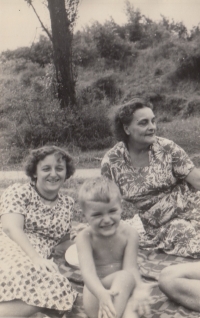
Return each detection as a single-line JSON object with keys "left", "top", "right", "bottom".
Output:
{"left": 1, "top": 213, "right": 58, "bottom": 272}
{"left": 1, "top": 213, "right": 40, "bottom": 259}
{"left": 185, "top": 167, "right": 200, "bottom": 190}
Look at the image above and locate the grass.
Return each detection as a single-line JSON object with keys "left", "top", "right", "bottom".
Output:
{"left": 0, "top": 145, "right": 108, "bottom": 171}
{"left": 157, "top": 117, "right": 200, "bottom": 157}
{"left": 1, "top": 20, "right": 200, "bottom": 230}
{"left": 1, "top": 116, "right": 200, "bottom": 170}
{"left": 1, "top": 116, "right": 200, "bottom": 224}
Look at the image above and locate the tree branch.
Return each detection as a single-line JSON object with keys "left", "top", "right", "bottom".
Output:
{"left": 25, "top": 0, "right": 53, "bottom": 42}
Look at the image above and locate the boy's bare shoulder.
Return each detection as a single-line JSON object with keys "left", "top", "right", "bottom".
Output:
{"left": 119, "top": 222, "right": 139, "bottom": 239}
{"left": 76, "top": 226, "right": 92, "bottom": 241}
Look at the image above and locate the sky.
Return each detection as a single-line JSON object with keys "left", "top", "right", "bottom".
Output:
{"left": 0, "top": 0, "right": 200, "bottom": 53}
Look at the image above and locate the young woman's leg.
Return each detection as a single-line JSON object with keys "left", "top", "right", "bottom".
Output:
{"left": 0, "top": 300, "right": 42, "bottom": 317}
{"left": 159, "top": 262, "right": 200, "bottom": 312}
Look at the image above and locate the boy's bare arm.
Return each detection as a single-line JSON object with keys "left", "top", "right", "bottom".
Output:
{"left": 76, "top": 229, "right": 105, "bottom": 296}
{"left": 76, "top": 229, "right": 117, "bottom": 317}
{"left": 122, "top": 225, "right": 158, "bottom": 315}
{"left": 122, "top": 225, "right": 142, "bottom": 285}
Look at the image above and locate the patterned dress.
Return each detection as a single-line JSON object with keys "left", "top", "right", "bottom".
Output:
{"left": 101, "top": 137, "right": 200, "bottom": 258}
{"left": 0, "top": 183, "right": 77, "bottom": 311}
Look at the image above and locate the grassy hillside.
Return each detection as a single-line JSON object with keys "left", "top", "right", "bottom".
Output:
{"left": 1, "top": 8, "right": 200, "bottom": 170}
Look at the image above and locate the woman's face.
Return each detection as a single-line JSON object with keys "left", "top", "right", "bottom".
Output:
{"left": 34, "top": 153, "right": 67, "bottom": 196}
{"left": 124, "top": 107, "right": 156, "bottom": 147}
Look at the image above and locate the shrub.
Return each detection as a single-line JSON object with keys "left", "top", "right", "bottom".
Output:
{"left": 73, "top": 100, "right": 113, "bottom": 151}
{"left": 92, "top": 75, "right": 122, "bottom": 103}
{"left": 157, "top": 117, "right": 200, "bottom": 155}
{"left": 93, "top": 21, "right": 133, "bottom": 61}
{"left": 73, "top": 29, "right": 99, "bottom": 67}
{"left": 1, "top": 36, "right": 53, "bottom": 67}
{"left": 175, "top": 53, "right": 200, "bottom": 81}
{"left": 182, "top": 98, "right": 200, "bottom": 117}
{"left": 150, "top": 94, "right": 187, "bottom": 117}
{"left": 20, "top": 67, "right": 45, "bottom": 87}
{"left": 77, "top": 74, "right": 123, "bottom": 105}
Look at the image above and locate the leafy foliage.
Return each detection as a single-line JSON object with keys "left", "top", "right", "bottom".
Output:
{"left": 1, "top": 36, "right": 53, "bottom": 67}
{"left": 1, "top": 1, "right": 200, "bottom": 168}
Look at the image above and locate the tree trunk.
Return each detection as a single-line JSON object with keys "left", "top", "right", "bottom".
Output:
{"left": 47, "top": 0, "right": 76, "bottom": 108}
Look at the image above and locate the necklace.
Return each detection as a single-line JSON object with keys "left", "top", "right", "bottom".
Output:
{"left": 34, "top": 185, "right": 58, "bottom": 202}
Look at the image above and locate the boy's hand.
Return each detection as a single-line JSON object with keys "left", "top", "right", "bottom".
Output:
{"left": 98, "top": 289, "right": 118, "bottom": 318}
{"left": 131, "top": 282, "right": 157, "bottom": 317}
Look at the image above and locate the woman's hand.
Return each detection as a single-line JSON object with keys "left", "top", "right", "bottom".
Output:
{"left": 131, "top": 282, "right": 157, "bottom": 317}
{"left": 31, "top": 256, "right": 59, "bottom": 273}
{"left": 98, "top": 289, "right": 118, "bottom": 318}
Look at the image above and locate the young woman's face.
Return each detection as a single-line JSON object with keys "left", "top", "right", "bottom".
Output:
{"left": 84, "top": 195, "right": 122, "bottom": 238}
{"left": 124, "top": 107, "right": 156, "bottom": 147}
{"left": 35, "top": 154, "right": 66, "bottom": 196}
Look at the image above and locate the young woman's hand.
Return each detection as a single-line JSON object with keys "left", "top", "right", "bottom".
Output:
{"left": 98, "top": 289, "right": 118, "bottom": 318}
{"left": 31, "top": 256, "right": 59, "bottom": 273}
{"left": 131, "top": 282, "right": 158, "bottom": 316}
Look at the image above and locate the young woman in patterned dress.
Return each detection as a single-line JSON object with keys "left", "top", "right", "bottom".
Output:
{"left": 101, "top": 98, "right": 200, "bottom": 258}
{"left": 0, "top": 146, "right": 77, "bottom": 317}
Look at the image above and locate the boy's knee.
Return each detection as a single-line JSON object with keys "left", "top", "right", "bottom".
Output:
{"left": 118, "top": 270, "right": 135, "bottom": 289}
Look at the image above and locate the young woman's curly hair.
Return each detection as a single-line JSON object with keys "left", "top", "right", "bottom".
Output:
{"left": 24, "top": 146, "right": 75, "bottom": 181}
{"left": 109, "top": 98, "right": 153, "bottom": 144}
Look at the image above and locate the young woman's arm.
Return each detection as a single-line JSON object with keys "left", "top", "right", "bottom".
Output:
{"left": 76, "top": 229, "right": 116, "bottom": 318}
{"left": 1, "top": 213, "right": 58, "bottom": 272}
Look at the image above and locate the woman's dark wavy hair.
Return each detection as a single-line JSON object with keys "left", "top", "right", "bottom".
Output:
{"left": 109, "top": 98, "right": 153, "bottom": 144}
{"left": 24, "top": 146, "right": 75, "bottom": 181}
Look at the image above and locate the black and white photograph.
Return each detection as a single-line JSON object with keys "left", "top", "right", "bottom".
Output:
{"left": 1, "top": 1, "right": 200, "bottom": 317}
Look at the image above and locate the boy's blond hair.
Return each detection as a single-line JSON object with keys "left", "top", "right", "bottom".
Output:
{"left": 78, "top": 177, "right": 121, "bottom": 210}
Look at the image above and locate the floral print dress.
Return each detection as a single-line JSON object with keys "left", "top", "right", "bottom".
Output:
{"left": 101, "top": 137, "right": 200, "bottom": 258}
{"left": 0, "top": 183, "right": 77, "bottom": 311}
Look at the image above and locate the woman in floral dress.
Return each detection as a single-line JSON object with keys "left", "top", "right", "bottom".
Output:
{"left": 101, "top": 98, "right": 200, "bottom": 258}
{"left": 0, "top": 146, "right": 77, "bottom": 317}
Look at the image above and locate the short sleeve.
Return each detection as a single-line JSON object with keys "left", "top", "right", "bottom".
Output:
{"left": 171, "top": 142, "right": 195, "bottom": 179}
{"left": 0, "top": 183, "right": 28, "bottom": 216}
{"left": 67, "top": 196, "right": 74, "bottom": 234}
{"left": 101, "top": 156, "right": 113, "bottom": 180}
{"left": 62, "top": 195, "right": 76, "bottom": 241}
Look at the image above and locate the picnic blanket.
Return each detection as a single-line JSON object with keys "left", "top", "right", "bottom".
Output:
{"left": 30, "top": 247, "right": 200, "bottom": 318}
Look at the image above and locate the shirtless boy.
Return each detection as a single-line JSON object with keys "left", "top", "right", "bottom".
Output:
{"left": 76, "top": 177, "right": 156, "bottom": 318}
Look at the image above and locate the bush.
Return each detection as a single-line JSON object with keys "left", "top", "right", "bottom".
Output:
{"left": 73, "top": 29, "right": 99, "bottom": 67}
{"left": 77, "top": 74, "right": 123, "bottom": 105}
{"left": 73, "top": 101, "right": 113, "bottom": 151}
{"left": 157, "top": 117, "right": 200, "bottom": 155}
{"left": 20, "top": 67, "right": 45, "bottom": 87}
{"left": 93, "top": 21, "right": 133, "bottom": 61}
{"left": 182, "top": 98, "right": 200, "bottom": 117}
{"left": 92, "top": 75, "right": 122, "bottom": 103}
{"left": 1, "top": 36, "right": 53, "bottom": 67}
{"left": 148, "top": 93, "right": 187, "bottom": 116}
{"left": 175, "top": 53, "right": 200, "bottom": 81}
